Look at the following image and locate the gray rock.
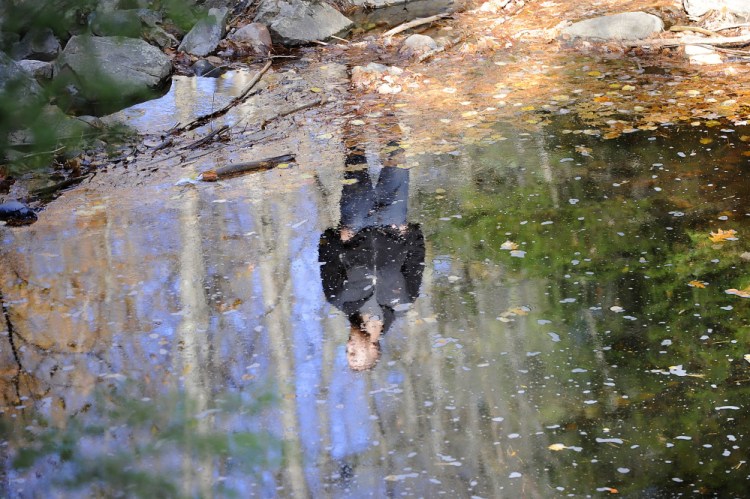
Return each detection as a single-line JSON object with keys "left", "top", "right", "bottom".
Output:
{"left": 11, "top": 28, "right": 61, "bottom": 61}
{"left": 18, "top": 59, "right": 54, "bottom": 81}
{"left": 0, "top": 201, "right": 37, "bottom": 226}
{"left": 228, "top": 22, "right": 273, "bottom": 54}
{"left": 178, "top": 7, "right": 229, "bottom": 56}
{"left": 399, "top": 34, "right": 438, "bottom": 56}
{"left": 684, "top": 0, "right": 750, "bottom": 19}
{"left": 55, "top": 35, "right": 172, "bottom": 111}
{"left": 0, "top": 52, "right": 43, "bottom": 102}
{"left": 143, "top": 26, "right": 179, "bottom": 48}
{"left": 254, "top": 0, "right": 353, "bottom": 46}
{"left": 562, "top": 12, "right": 664, "bottom": 41}
{"left": 136, "top": 8, "right": 163, "bottom": 27}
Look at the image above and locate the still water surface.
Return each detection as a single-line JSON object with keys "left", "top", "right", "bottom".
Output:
{"left": 2, "top": 109, "right": 750, "bottom": 497}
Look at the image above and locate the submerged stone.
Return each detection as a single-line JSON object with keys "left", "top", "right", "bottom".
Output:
{"left": 562, "top": 12, "right": 663, "bottom": 41}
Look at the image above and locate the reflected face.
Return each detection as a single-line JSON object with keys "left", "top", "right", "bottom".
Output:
{"left": 347, "top": 328, "right": 381, "bottom": 371}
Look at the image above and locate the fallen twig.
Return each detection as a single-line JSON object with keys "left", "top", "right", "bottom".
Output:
{"left": 180, "top": 125, "right": 230, "bottom": 150}
{"left": 259, "top": 98, "right": 325, "bottom": 129}
{"left": 30, "top": 174, "right": 92, "bottom": 199}
{"left": 669, "top": 25, "right": 720, "bottom": 37}
{"left": 382, "top": 13, "right": 451, "bottom": 38}
{"left": 631, "top": 32, "right": 750, "bottom": 47}
{"left": 178, "top": 59, "right": 273, "bottom": 132}
{"left": 199, "top": 154, "right": 295, "bottom": 181}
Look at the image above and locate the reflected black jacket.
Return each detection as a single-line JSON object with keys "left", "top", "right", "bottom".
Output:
{"left": 319, "top": 224, "right": 425, "bottom": 327}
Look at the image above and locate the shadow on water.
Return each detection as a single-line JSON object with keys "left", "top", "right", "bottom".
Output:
{"left": 4, "top": 111, "right": 750, "bottom": 495}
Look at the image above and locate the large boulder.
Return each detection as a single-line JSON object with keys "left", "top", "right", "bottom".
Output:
{"left": 177, "top": 7, "right": 229, "bottom": 56}
{"left": 562, "top": 12, "right": 664, "bottom": 41}
{"left": 11, "top": 28, "right": 61, "bottom": 61}
{"left": 254, "top": 0, "right": 353, "bottom": 46}
{"left": 55, "top": 35, "right": 172, "bottom": 113}
{"left": 684, "top": 0, "right": 750, "bottom": 19}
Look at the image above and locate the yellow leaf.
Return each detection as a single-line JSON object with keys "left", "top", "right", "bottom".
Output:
{"left": 521, "top": 105, "right": 535, "bottom": 111}
{"left": 276, "top": 163, "right": 291, "bottom": 169}
{"left": 740, "top": 135, "right": 750, "bottom": 142}
{"left": 621, "top": 85, "right": 636, "bottom": 91}
{"left": 587, "top": 71, "right": 602, "bottom": 77}
{"left": 548, "top": 443, "right": 566, "bottom": 451}
{"left": 342, "top": 178, "right": 358, "bottom": 185}
{"left": 706, "top": 120, "right": 721, "bottom": 127}
{"left": 709, "top": 228, "right": 738, "bottom": 242}
{"left": 310, "top": 87, "right": 322, "bottom": 93}
{"left": 700, "top": 137, "right": 713, "bottom": 145}
{"left": 688, "top": 280, "right": 706, "bottom": 288}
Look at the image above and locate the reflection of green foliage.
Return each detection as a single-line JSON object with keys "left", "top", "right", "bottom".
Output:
{"left": 421, "top": 117, "right": 750, "bottom": 496}
{"left": 1, "top": 384, "right": 278, "bottom": 497}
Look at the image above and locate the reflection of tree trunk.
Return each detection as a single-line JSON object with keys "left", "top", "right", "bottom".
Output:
{"left": 173, "top": 189, "right": 213, "bottom": 497}
{"left": 257, "top": 193, "right": 309, "bottom": 498}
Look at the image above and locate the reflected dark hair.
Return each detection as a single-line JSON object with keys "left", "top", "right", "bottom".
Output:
{"left": 348, "top": 307, "right": 395, "bottom": 335}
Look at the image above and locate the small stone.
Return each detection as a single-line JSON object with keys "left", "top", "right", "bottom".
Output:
{"left": 192, "top": 59, "right": 222, "bottom": 77}
{"left": 18, "top": 59, "right": 54, "bottom": 81}
{"left": 399, "top": 34, "right": 438, "bottom": 57}
{"left": 685, "top": 44, "right": 722, "bottom": 65}
{"left": 228, "top": 23, "right": 273, "bottom": 54}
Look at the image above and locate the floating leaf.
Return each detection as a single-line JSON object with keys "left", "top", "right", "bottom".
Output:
{"left": 500, "top": 240, "right": 519, "bottom": 250}
{"left": 548, "top": 443, "right": 566, "bottom": 451}
{"left": 709, "top": 228, "right": 738, "bottom": 242}
{"left": 699, "top": 137, "right": 713, "bottom": 145}
{"left": 725, "top": 288, "right": 750, "bottom": 298}
{"left": 688, "top": 280, "right": 707, "bottom": 288}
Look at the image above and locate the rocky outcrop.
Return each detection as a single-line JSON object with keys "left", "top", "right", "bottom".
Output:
{"left": 11, "top": 28, "right": 61, "bottom": 61}
{"left": 562, "top": 12, "right": 664, "bottom": 41}
{"left": 0, "top": 52, "right": 43, "bottom": 102}
{"left": 55, "top": 35, "right": 172, "bottom": 112}
{"left": 178, "top": 7, "right": 229, "bottom": 56}
{"left": 254, "top": 0, "right": 353, "bottom": 46}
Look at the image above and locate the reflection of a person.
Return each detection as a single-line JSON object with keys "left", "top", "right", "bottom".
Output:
{"left": 319, "top": 142, "right": 425, "bottom": 371}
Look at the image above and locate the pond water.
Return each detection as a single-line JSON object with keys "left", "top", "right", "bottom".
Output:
{"left": 2, "top": 107, "right": 750, "bottom": 497}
